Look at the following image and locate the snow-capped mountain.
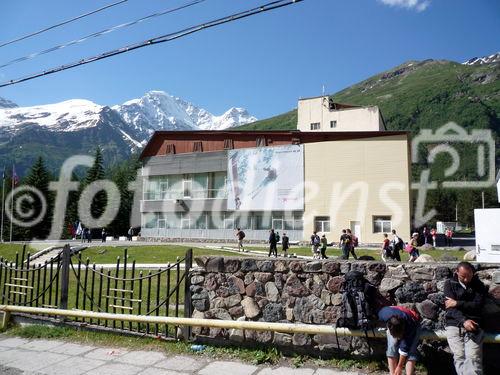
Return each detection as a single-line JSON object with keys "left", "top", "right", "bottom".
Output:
{"left": 463, "top": 52, "right": 500, "bottom": 66}
{"left": 0, "top": 99, "right": 103, "bottom": 135}
{"left": 0, "top": 97, "right": 17, "bottom": 109}
{"left": 113, "top": 91, "right": 257, "bottom": 133}
{"left": 0, "top": 91, "right": 257, "bottom": 173}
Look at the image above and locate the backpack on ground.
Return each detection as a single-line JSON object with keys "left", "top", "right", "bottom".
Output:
{"left": 336, "top": 270, "right": 374, "bottom": 330}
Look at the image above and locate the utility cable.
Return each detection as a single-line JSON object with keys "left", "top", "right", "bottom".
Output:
{"left": 0, "top": 0, "right": 304, "bottom": 88}
{"left": 0, "top": 0, "right": 207, "bottom": 69}
{"left": 0, "top": 0, "right": 129, "bottom": 49}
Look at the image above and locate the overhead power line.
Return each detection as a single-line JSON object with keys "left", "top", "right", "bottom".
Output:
{"left": 0, "top": 0, "right": 207, "bottom": 69}
{"left": 0, "top": 0, "right": 129, "bottom": 49}
{"left": 0, "top": 0, "right": 304, "bottom": 88}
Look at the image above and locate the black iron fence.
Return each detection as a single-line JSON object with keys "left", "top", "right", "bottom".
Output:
{"left": 0, "top": 244, "right": 192, "bottom": 340}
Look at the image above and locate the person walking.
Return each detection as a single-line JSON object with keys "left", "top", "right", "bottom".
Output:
{"left": 339, "top": 229, "right": 351, "bottom": 260}
{"left": 445, "top": 227, "right": 454, "bottom": 247}
{"left": 235, "top": 227, "right": 246, "bottom": 252}
{"left": 391, "top": 229, "right": 403, "bottom": 261}
{"left": 86, "top": 228, "right": 92, "bottom": 243}
{"left": 268, "top": 229, "right": 277, "bottom": 258}
{"left": 320, "top": 234, "right": 328, "bottom": 259}
{"left": 407, "top": 233, "right": 420, "bottom": 262}
{"left": 101, "top": 228, "right": 106, "bottom": 243}
{"left": 444, "top": 262, "right": 487, "bottom": 375}
{"left": 381, "top": 233, "right": 391, "bottom": 262}
{"left": 430, "top": 227, "right": 437, "bottom": 247}
{"left": 378, "top": 305, "right": 421, "bottom": 375}
{"left": 346, "top": 228, "right": 358, "bottom": 260}
{"left": 281, "top": 232, "right": 290, "bottom": 257}
{"left": 127, "top": 227, "right": 133, "bottom": 241}
{"left": 310, "top": 231, "right": 320, "bottom": 259}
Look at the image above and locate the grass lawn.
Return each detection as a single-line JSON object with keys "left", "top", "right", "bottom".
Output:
{"left": 0, "top": 243, "right": 41, "bottom": 263}
{"left": 0, "top": 244, "right": 249, "bottom": 264}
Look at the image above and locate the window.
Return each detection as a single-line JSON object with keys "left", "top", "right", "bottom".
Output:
{"left": 314, "top": 216, "right": 330, "bottom": 233}
{"left": 310, "top": 122, "right": 320, "bottom": 130}
{"left": 256, "top": 137, "right": 267, "bottom": 147}
{"left": 194, "top": 213, "right": 207, "bottom": 229}
{"left": 181, "top": 213, "right": 191, "bottom": 229}
{"left": 330, "top": 120, "right": 337, "bottom": 128}
{"left": 183, "top": 175, "right": 192, "bottom": 198}
{"left": 373, "top": 216, "right": 392, "bottom": 233}
{"left": 223, "top": 139, "right": 234, "bottom": 150}
{"left": 165, "top": 144, "right": 176, "bottom": 154}
{"left": 193, "top": 141, "right": 203, "bottom": 152}
{"left": 143, "top": 213, "right": 157, "bottom": 229}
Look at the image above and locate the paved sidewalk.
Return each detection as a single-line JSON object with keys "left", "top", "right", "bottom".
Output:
{"left": 0, "top": 335, "right": 364, "bottom": 375}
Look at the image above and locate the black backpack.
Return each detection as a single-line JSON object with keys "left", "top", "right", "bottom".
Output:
{"left": 336, "top": 271, "right": 374, "bottom": 330}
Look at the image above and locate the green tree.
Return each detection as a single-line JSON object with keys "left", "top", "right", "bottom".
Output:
{"left": 83, "top": 147, "right": 107, "bottom": 229}
{"left": 21, "top": 157, "right": 53, "bottom": 239}
{"left": 107, "top": 154, "right": 141, "bottom": 237}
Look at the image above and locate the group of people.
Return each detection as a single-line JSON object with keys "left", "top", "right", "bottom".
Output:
{"left": 419, "top": 225, "right": 454, "bottom": 247}
{"left": 235, "top": 228, "right": 291, "bottom": 257}
{"left": 268, "top": 229, "right": 290, "bottom": 257}
{"left": 309, "top": 229, "right": 359, "bottom": 260}
{"left": 380, "top": 261, "right": 486, "bottom": 375}
{"left": 381, "top": 229, "right": 420, "bottom": 262}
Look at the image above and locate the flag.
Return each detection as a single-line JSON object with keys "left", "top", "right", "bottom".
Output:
{"left": 12, "top": 165, "right": 19, "bottom": 186}
{"left": 76, "top": 221, "right": 82, "bottom": 236}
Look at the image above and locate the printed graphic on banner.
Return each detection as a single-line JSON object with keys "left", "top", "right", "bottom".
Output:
{"left": 227, "top": 144, "right": 304, "bottom": 210}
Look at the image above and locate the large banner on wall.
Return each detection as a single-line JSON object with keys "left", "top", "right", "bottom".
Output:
{"left": 227, "top": 144, "right": 304, "bottom": 210}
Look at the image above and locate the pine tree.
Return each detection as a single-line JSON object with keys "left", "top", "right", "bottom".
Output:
{"left": 21, "top": 157, "right": 53, "bottom": 239}
{"left": 83, "top": 147, "right": 107, "bottom": 229}
{"left": 107, "top": 154, "right": 141, "bottom": 237}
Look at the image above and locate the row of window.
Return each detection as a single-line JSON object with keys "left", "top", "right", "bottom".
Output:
{"left": 142, "top": 213, "right": 392, "bottom": 234}
{"left": 312, "top": 216, "right": 392, "bottom": 234}
{"left": 142, "top": 212, "right": 304, "bottom": 231}
{"left": 310, "top": 120, "right": 337, "bottom": 130}
{"left": 143, "top": 172, "right": 227, "bottom": 200}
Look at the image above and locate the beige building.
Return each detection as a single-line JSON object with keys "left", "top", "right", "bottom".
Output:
{"left": 303, "top": 134, "right": 411, "bottom": 244}
{"left": 138, "top": 98, "right": 411, "bottom": 245}
{"left": 297, "top": 96, "right": 386, "bottom": 132}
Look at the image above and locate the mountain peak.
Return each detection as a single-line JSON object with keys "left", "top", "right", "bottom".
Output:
{"left": 115, "top": 91, "right": 257, "bottom": 132}
{"left": 463, "top": 52, "right": 500, "bottom": 66}
{"left": 0, "top": 97, "right": 18, "bottom": 109}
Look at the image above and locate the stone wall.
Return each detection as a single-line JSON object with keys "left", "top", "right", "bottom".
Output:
{"left": 189, "top": 257, "right": 500, "bottom": 370}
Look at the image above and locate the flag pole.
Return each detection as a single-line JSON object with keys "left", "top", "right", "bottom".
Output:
{"left": 0, "top": 168, "right": 5, "bottom": 243}
{"left": 9, "top": 165, "right": 14, "bottom": 242}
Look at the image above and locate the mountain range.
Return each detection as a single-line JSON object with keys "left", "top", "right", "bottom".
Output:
{"left": 0, "top": 91, "right": 257, "bottom": 173}
{"left": 238, "top": 53, "right": 500, "bottom": 140}
{"left": 1, "top": 53, "right": 499, "bottom": 175}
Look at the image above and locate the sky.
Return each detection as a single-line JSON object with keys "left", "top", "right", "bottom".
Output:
{"left": 0, "top": 0, "right": 499, "bottom": 119}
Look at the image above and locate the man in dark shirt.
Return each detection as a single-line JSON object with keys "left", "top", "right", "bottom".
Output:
{"left": 444, "top": 262, "right": 487, "bottom": 375}
{"left": 339, "top": 229, "right": 351, "bottom": 260}
{"left": 268, "top": 229, "right": 277, "bottom": 258}
{"left": 378, "top": 306, "right": 421, "bottom": 375}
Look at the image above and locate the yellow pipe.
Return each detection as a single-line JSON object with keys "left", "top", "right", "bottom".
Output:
{"left": 1, "top": 305, "right": 499, "bottom": 343}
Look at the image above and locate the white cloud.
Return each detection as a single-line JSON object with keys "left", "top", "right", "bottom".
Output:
{"left": 379, "top": 0, "right": 431, "bottom": 12}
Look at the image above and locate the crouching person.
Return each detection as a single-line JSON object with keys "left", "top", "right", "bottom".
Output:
{"left": 444, "top": 261, "right": 487, "bottom": 375}
{"left": 378, "top": 305, "right": 421, "bottom": 375}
